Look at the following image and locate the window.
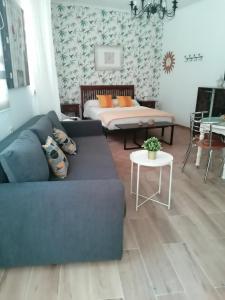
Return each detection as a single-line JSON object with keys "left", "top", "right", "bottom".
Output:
{"left": 0, "top": 30, "right": 9, "bottom": 111}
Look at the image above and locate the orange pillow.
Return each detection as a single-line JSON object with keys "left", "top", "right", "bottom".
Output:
{"left": 117, "top": 96, "right": 133, "bottom": 107}
{"left": 97, "top": 95, "right": 113, "bottom": 108}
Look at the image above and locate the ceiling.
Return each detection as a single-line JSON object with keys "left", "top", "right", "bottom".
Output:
{"left": 51, "top": 0, "right": 203, "bottom": 11}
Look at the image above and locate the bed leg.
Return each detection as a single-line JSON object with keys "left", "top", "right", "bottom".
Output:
{"left": 103, "top": 127, "right": 108, "bottom": 138}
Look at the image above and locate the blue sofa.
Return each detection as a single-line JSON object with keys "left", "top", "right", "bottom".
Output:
{"left": 0, "top": 113, "right": 125, "bottom": 267}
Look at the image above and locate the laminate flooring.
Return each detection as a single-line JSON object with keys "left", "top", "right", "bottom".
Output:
{"left": 1, "top": 126, "right": 225, "bottom": 300}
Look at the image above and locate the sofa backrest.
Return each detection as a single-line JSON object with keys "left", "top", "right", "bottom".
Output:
{"left": 0, "top": 115, "right": 43, "bottom": 183}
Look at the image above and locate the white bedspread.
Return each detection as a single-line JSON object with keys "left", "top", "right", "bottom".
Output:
{"left": 83, "top": 106, "right": 173, "bottom": 130}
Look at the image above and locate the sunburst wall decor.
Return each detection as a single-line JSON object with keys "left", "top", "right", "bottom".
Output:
{"left": 162, "top": 51, "right": 175, "bottom": 74}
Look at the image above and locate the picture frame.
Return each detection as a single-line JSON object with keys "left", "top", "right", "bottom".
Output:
{"left": 0, "top": 0, "right": 30, "bottom": 89}
{"left": 95, "top": 45, "right": 122, "bottom": 71}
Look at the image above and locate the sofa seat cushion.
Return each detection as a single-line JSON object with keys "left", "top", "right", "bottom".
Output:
{"left": 0, "top": 130, "right": 49, "bottom": 183}
{"left": 62, "top": 136, "right": 117, "bottom": 180}
{"left": 30, "top": 116, "right": 53, "bottom": 144}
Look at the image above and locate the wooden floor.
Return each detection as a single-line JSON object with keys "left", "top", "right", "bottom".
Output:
{"left": 1, "top": 126, "right": 225, "bottom": 300}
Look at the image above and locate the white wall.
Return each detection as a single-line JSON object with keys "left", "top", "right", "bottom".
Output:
{"left": 0, "top": 0, "right": 61, "bottom": 141}
{"left": 160, "top": 0, "right": 225, "bottom": 126}
{"left": 0, "top": 0, "right": 35, "bottom": 140}
{"left": 0, "top": 88, "right": 35, "bottom": 140}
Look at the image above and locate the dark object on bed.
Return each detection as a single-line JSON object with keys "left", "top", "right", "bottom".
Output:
{"left": 80, "top": 85, "right": 135, "bottom": 118}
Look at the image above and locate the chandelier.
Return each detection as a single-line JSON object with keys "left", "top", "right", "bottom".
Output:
{"left": 129, "top": 0, "right": 178, "bottom": 20}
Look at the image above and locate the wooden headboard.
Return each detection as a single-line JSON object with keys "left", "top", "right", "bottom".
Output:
{"left": 80, "top": 85, "right": 135, "bottom": 117}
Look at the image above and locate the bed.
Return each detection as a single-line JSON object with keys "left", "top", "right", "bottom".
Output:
{"left": 80, "top": 85, "right": 174, "bottom": 130}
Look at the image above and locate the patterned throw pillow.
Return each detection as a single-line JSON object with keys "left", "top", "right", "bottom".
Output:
{"left": 53, "top": 128, "right": 77, "bottom": 155}
{"left": 42, "top": 136, "right": 69, "bottom": 179}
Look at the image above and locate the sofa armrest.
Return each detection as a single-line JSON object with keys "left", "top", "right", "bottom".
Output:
{"left": 0, "top": 179, "right": 125, "bottom": 267}
{"left": 61, "top": 120, "right": 103, "bottom": 137}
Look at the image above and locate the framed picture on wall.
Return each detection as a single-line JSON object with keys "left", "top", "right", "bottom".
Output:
{"left": 95, "top": 45, "right": 123, "bottom": 71}
{"left": 0, "top": 0, "right": 30, "bottom": 89}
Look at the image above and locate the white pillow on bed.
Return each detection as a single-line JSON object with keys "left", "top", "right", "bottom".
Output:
{"left": 113, "top": 99, "right": 140, "bottom": 107}
{"left": 84, "top": 100, "right": 100, "bottom": 109}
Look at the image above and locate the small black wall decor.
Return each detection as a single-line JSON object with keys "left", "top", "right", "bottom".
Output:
{"left": 162, "top": 51, "right": 175, "bottom": 74}
{"left": 184, "top": 53, "right": 203, "bottom": 63}
{"left": 0, "top": 0, "right": 29, "bottom": 89}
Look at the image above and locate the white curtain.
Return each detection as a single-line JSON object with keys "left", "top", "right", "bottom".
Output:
{"left": 0, "top": 33, "right": 9, "bottom": 111}
{"left": 22, "top": 0, "right": 61, "bottom": 116}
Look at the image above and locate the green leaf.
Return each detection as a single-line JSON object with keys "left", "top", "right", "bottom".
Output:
{"left": 142, "top": 137, "right": 161, "bottom": 151}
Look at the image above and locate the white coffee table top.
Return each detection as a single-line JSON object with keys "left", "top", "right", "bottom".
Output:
{"left": 130, "top": 150, "right": 173, "bottom": 167}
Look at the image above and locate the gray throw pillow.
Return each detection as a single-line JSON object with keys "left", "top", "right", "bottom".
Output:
{"left": 30, "top": 116, "right": 53, "bottom": 144}
{"left": 47, "top": 111, "right": 66, "bottom": 132}
{"left": 0, "top": 130, "right": 49, "bottom": 183}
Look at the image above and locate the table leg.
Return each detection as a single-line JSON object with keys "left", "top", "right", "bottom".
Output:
{"left": 123, "top": 130, "right": 142, "bottom": 150}
{"left": 170, "top": 125, "right": 174, "bottom": 145}
{"left": 103, "top": 127, "right": 108, "bottom": 138}
{"left": 130, "top": 161, "right": 134, "bottom": 194}
{"left": 196, "top": 131, "right": 204, "bottom": 167}
{"left": 168, "top": 162, "right": 173, "bottom": 209}
{"left": 123, "top": 131, "right": 127, "bottom": 150}
{"left": 159, "top": 167, "right": 162, "bottom": 194}
{"left": 133, "top": 130, "right": 137, "bottom": 144}
{"left": 136, "top": 164, "right": 140, "bottom": 211}
{"left": 222, "top": 149, "right": 225, "bottom": 179}
{"left": 145, "top": 128, "right": 148, "bottom": 139}
{"left": 161, "top": 127, "right": 165, "bottom": 137}
{"left": 222, "top": 164, "right": 225, "bottom": 180}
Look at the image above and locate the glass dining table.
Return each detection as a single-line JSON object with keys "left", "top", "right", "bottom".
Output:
{"left": 195, "top": 116, "right": 225, "bottom": 179}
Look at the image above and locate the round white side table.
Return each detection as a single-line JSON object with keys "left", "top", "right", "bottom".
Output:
{"left": 130, "top": 150, "right": 173, "bottom": 211}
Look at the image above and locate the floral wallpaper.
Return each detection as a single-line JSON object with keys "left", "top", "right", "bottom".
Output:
{"left": 51, "top": 4, "right": 163, "bottom": 104}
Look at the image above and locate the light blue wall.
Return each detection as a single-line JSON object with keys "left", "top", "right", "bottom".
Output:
{"left": 159, "top": 0, "right": 225, "bottom": 127}
{"left": 0, "top": 87, "right": 34, "bottom": 140}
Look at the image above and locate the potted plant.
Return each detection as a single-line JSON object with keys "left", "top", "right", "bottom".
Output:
{"left": 142, "top": 137, "right": 161, "bottom": 160}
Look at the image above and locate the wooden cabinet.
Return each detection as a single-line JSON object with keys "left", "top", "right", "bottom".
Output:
{"left": 61, "top": 104, "right": 80, "bottom": 118}
{"left": 138, "top": 100, "right": 158, "bottom": 109}
{"left": 196, "top": 87, "right": 225, "bottom": 117}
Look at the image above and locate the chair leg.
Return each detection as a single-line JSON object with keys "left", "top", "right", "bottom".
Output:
{"left": 183, "top": 143, "right": 192, "bottom": 163}
{"left": 219, "top": 157, "right": 225, "bottom": 177}
{"left": 182, "top": 144, "right": 194, "bottom": 172}
{"left": 204, "top": 150, "right": 213, "bottom": 182}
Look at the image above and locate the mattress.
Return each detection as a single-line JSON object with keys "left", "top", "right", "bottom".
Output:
{"left": 83, "top": 106, "right": 174, "bottom": 130}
